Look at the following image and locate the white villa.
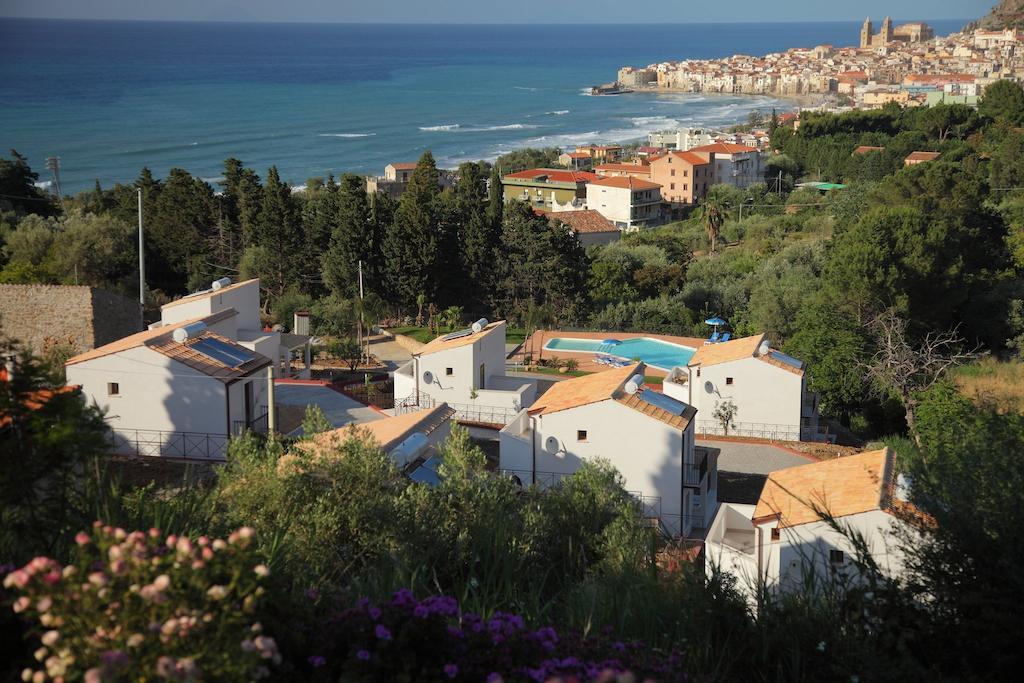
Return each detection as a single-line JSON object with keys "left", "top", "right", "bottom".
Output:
{"left": 704, "top": 448, "right": 921, "bottom": 605}
{"left": 65, "top": 309, "right": 273, "bottom": 459}
{"left": 664, "top": 333, "right": 821, "bottom": 441}
{"left": 689, "top": 143, "right": 766, "bottom": 189}
{"left": 499, "top": 363, "right": 717, "bottom": 536}
{"left": 393, "top": 320, "right": 536, "bottom": 420}
{"left": 585, "top": 176, "right": 662, "bottom": 231}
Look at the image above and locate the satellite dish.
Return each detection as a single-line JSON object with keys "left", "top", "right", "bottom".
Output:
{"left": 758, "top": 340, "right": 770, "bottom": 356}
{"left": 544, "top": 436, "right": 561, "bottom": 454}
{"left": 704, "top": 381, "right": 715, "bottom": 394}
{"left": 422, "top": 370, "right": 435, "bottom": 385}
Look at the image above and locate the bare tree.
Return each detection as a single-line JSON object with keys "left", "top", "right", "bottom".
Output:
{"left": 863, "top": 310, "right": 981, "bottom": 446}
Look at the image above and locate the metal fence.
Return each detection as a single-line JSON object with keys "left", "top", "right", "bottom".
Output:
{"left": 233, "top": 409, "right": 268, "bottom": 436}
{"left": 396, "top": 392, "right": 520, "bottom": 426}
{"left": 340, "top": 380, "right": 395, "bottom": 410}
{"left": 108, "top": 429, "right": 230, "bottom": 461}
{"left": 696, "top": 420, "right": 803, "bottom": 442}
{"left": 684, "top": 450, "right": 709, "bottom": 487}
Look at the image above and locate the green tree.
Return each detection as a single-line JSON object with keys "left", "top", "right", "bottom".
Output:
{"left": 0, "top": 150, "right": 57, "bottom": 217}
{"left": 322, "top": 174, "right": 373, "bottom": 299}
{"left": 457, "top": 162, "right": 498, "bottom": 312}
{"left": 252, "top": 166, "right": 303, "bottom": 302}
{"left": 699, "top": 192, "right": 727, "bottom": 253}
{"left": 383, "top": 151, "right": 440, "bottom": 308}
{"left": 148, "top": 168, "right": 217, "bottom": 293}
{"left": 979, "top": 79, "right": 1024, "bottom": 126}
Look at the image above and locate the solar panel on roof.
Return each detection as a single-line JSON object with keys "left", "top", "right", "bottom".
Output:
{"left": 768, "top": 351, "right": 804, "bottom": 369}
{"left": 409, "top": 456, "right": 442, "bottom": 486}
{"left": 190, "top": 338, "right": 255, "bottom": 368}
{"left": 637, "top": 389, "right": 688, "bottom": 416}
{"left": 441, "top": 329, "right": 473, "bottom": 341}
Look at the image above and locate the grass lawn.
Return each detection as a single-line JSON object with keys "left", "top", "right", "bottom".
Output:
{"left": 389, "top": 325, "right": 528, "bottom": 345}
{"left": 953, "top": 358, "right": 1024, "bottom": 414}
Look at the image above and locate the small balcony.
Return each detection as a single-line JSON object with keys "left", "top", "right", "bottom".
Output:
{"left": 684, "top": 449, "right": 709, "bottom": 487}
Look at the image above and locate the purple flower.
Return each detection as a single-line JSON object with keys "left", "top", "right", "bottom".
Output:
{"left": 447, "top": 625, "right": 464, "bottom": 638}
{"left": 100, "top": 650, "right": 130, "bottom": 668}
{"left": 414, "top": 604, "right": 430, "bottom": 618}
{"left": 374, "top": 624, "right": 392, "bottom": 641}
{"left": 356, "top": 597, "right": 371, "bottom": 609}
{"left": 308, "top": 655, "right": 326, "bottom": 668}
{"left": 356, "top": 650, "right": 371, "bottom": 661}
{"left": 368, "top": 606, "right": 382, "bottom": 621}
{"left": 612, "top": 641, "right": 625, "bottom": 652}
{"left": 443, "top": 663, "right": 459, "bottom": 678}
{"left": 392, "top": 588, "right": 416, "bottom": 606}
{"left": 486, "top": 674, "right": 504, "bottom": 683}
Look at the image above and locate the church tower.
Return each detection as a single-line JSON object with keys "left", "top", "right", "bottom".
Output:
{"left": 881, "top": 16, "right": 893, "bottom": 44}
{"left": 860, "top": 17, "right": 873, "bottom": 49}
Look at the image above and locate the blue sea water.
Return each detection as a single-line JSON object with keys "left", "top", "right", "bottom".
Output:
{"left": 0, "top": 18, "right": 966, "bottom": 194}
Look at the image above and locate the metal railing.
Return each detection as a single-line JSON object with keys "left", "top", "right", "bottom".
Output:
{"left": 108, "top": 429, "right": 230, "bottom": 461}
{"left": 696, "top": 420, "right": 802, "bottom": 442}
{"left": 340, "top": 380, "right": 395, "bottom": 410}
{"left": 233, "top": 409, "right": 268, "bottom": 436}
{"left": 684, "top": 450, "right": 709, "bottom": 487}
{"left": 396, "top": 391, "right": 520, "bottom": 426}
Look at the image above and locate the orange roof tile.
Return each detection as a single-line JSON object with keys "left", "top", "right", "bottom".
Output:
{"left": 687, "top": 334, "right": 765, "bottom": 368}
{"left": 549, "top": 210, "right": 618, "bottom": 234}
{"left": 414, "top": 321, "right": 505, "bottom": 356}
{"left": 302, "top": 404, "right": 456, "bottom": 455}
{"left": 689, "top": 142, "right": 758, "bottom": 155}
{"left": 589, "top": 176, "right": 661, "bottom": 191}
{"left": 613, "top": 388, "right": 696, "bottom": 431}
{"left": 64, "top": 309, "right": 237, "bottom": 366}
{"left": 753, "top": 448, "right": 894, "bottom": 528}
{"left": 595, "top": 163, "right": 651, "bottom": 175}
{"left": 905, "top": 151, "right": 941, "bottom": 162}
{"left": 147, "top": 331, "right": 271, "bottom": 381}
{"left": 503, "top": 169, "right": 599, "bottom": 184}
{"left": 161, "top": 279, "right": 259, "bottom": 310}
{"left": 853, "top": 145, "right": 886, "bottom": 154}
{"left": 529, "top": 363, "right": 640, "bottom": 416}
{"left": 389, "top": 162, "right": 419, "bottom": 170}
{"left": 650, "top": 151, "right": 711, "bottom": 166}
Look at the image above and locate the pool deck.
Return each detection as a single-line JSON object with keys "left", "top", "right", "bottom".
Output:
{"left": 513, "top": 329, "right": 707, "bottom": 377}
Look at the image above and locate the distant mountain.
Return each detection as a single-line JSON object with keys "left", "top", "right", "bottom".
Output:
{"left": 965, "top": 1, "right": 1024, "bottom": 31}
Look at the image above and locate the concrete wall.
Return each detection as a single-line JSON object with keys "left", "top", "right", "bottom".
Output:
{"left": 689, "top": 356, "right": 805, "bottom": 432}
{"left": 0, "top": 284, "right": 141, "bottom": 357}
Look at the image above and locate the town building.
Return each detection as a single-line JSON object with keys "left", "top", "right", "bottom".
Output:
{"left": 688, "top": 142, "right": 765, "bottom": 188}
{"left": 393, "top": 320, "right": 536, "bottom": 423}
{"left": 574, "top": 145, "right": 623, "bottom": 163}
{"left": 904, "top": 151, "right": 941, "bottom": 165}
{"left": 544, "top": 209, "right": 621, "bottom": 247}
{"left": 648, "top": 128, "right": 716, "bottom": 151}
{"left": 366, "top": 162, "right": 455, "bottom": 199}
{"left": 594, "top": 162, "right": 652, "bottom": 179}
{"left": 648, "top": 150, "right": 714, "bottom": 210}
{"left": 704, "top": 447, "right": 920, "bottom": 605}
{"left": 499, "top": 362, "right": 717, "bottom": 536}
{"left": 501, "top": 168, "right": 598, "bottom": 210}
{"left": 585, "top": 176, "right": 662, "bottom": 231}
{"left": 664, "top": 333, "right": 821, "bottom": 442}
{"left": 0, "top": 284, "right": 142, "bottom": 360}
{"left": 558, "top": 151, "right": 593, "bottom": 170}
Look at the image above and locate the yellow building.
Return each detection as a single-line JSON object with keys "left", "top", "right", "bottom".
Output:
{"left": 501, "top": 169, "right": 598, "bottom": 210}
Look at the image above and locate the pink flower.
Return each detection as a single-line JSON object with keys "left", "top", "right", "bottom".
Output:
{"left": 152, "top": 575, "right": 170, "bottom": 591}
{"left": 201, "top": 547, "right": 214, "bottom": 561}
{"left": 155, "top": 657, "right": 176, "bottom": 678}
{"left": 84, "top": 668, "right": 102, "bottom": 683}
{"left": 165, "top": 535, "right": 178, "bottom": 549}
{"left": 4, "top": 570, "right": 30, "bottom": 589}
{"left": 110, "top": 560, "right": 127, "bottom": 575}
{"left": 148, "top": 528, "right": 160, "bottom": 539}
{"left": 175, "top": 537, "right": 193, "bottom": 555}
{"left": 75, "top": 533, "right": 91, "bottom": 546}
{"left": 35, "top": 597, "right": 52, "bottom": 613}
{"left": 13, "top": 597, "right": 31, "bottom": 613}
{"left": 88, "top": 572, "right": 108, "bottom": 587}
{"left": 41, "top": 631, "right": 60, "bottom": 647}
{"left": 43, "top": 570, "right": 61, "bottom": 585}
{"left": 254, "top": 565, "right": 270, "bottom": 578}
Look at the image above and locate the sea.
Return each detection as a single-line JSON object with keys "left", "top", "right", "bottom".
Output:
{"left": 0, "top": 19, "right": 967, "bottom": 194}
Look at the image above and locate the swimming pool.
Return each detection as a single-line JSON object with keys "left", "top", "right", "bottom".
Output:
{"left": 543, "top": 337, "right": 696, "bottom": 371}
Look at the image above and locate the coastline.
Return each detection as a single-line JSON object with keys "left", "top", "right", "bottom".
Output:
{"left": 625, "top": 86, "right": 830, "bottom": 110}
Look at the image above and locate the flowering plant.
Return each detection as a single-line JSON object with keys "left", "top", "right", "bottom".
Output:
{"left": 306, "top": 589, "right": 684, "bottom": 681}
{"left": 4, "top": 523, "right": 277, "bottom": 682}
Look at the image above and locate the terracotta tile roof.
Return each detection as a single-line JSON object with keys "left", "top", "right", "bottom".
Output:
{"left": 161, "top": 279, "right": 259, "bottom": 310}
{"left": 757, "top": 350, "right": 806, "bottom": 376}
{"left": 389, "top": 162, "right": 419, "bottom": 170}
{"left": 613, "top": 388, "right": 697, "bottom": 430}
{"left": 414, "top": 321, "right": 505, "bottom": 356}
{"left": 753, "top": 448, "right": 894, "bottom": 528}
{"left": 650, "top": 151, "right": 711, "bottom": 166}
{"left": 503, "top": 169, "right": 599, "bottom": 184}
{"left": 147, "top": 331, "right": 271, "bottom": 381}
{"left": 688, "top": 142, "right": 758, "bottom": 155}
{"left": 595, "top": 163, "right": 651, "bottom": 175}
{"left": 589, "top": 176, "right": 662, "bottom": 191}
{"left": 0, "top": 383, "right": 77, "bottom": 429}
{"left": 549, "top": 210, "right": 618, "bottom": 234}
{"left": 905, "top": 151, "right": 941, "bottom": 162}
{"left": 65, "top": 309, "right": 238, "bottom": 366}
{"left": 565, "top": 152, "right": 591, "bottom": 158}
{"left": 687, "top": 334, "right": 765, "bottom": 368}
{"left": 302, "top": 404, "right": 456, "bottom": 456}
{"left": 529, "top": 363, "right": 640, "bottom": 416}
{"left": 853, "top": 145, "right": 886, "bottom": 154}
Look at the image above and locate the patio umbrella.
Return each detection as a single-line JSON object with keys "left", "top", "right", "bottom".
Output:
{"left": 704, "top": 317, "right": 727, "bottom": 326}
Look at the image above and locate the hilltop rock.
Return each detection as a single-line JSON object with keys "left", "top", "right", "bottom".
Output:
{"left": 965, "top": 0, "right": 1024, "bottom": 31}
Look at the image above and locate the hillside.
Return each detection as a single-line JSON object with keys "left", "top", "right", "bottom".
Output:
{"left": 965, "top": 0, "right": 1024, "bottom": 31}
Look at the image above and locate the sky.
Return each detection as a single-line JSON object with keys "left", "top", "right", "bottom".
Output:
{"left": 0, "top": 0, "right": 995, "bottom": 24}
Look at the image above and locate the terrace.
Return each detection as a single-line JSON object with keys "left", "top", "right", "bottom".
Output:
{"left": 513, "top": 329, "right": 706, "bottom": 377}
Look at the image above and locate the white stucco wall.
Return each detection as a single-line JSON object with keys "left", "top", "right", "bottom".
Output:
{"left": 586, "top": 184, "right": 632, "bottom": 227}
{"left": 689, "top": 356, "right": 805, "bottom": 432}
{"left": 160, "top": 280, "right": 262, "bottom": 332}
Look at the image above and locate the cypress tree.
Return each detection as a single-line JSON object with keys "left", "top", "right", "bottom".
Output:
{"left": 382, "top": 151, "right": 440, "bottom": 308}
{"left": 322, "top": 173, "right": 373, "bottom": 298}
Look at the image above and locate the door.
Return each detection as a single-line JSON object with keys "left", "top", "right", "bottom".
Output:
{"left": 479, "top": 363, "right": 486, "bottom": 390}
{"left": 244, "top": 381, "right": 254, "bottom": 425}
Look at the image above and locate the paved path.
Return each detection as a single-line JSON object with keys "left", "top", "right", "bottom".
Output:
{"left": 274, "top": 384, "right": 384, "bottom": 437}
{"left": 368, "top": 337, "right": 413, "bottom": 373}
{"left": 698, "top": 438, "right": 815, "bottom": 475}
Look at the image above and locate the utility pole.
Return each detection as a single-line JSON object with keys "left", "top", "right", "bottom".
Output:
{"left": 267, "top": 365, "right": 276, "bottom": 434}
{"left": 137, "top": 189, "right": 146, "bottom": 311}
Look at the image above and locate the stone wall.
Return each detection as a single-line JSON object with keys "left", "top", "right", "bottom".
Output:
{"left": 0, "top": 284, "right": 142, "bottom": 357}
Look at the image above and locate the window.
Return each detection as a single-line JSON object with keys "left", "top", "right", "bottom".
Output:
{"left": 771, "top": 528, "right": 780, "bottom": 541}
{"left": 577, "top": 430, "right": 588, "bottom": 442}
{"left": 107, "top": 382, "right": 120, "bottom": 396}
{"left": 670, "top": 183, "right": 675, "bottom": 190}
{"left": 683, "top": 170, "right": 689, "bottom": 177}
{"left": 683, "top": 184, "right": 688, "bottom": 191}
{"left": 829, "top": 549, "right": 845, "bottom": 565}
{"left": 726, "top": 377, "right": 734, "bottom": 385}
{"left": 445, "top": 367, "right": 453, "bottom": 376}
{"left": 671, "top": 169, "right": 676, "bottom": 177}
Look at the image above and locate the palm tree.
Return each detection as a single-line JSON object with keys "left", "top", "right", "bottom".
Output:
{"left": 442, "top": 305, "right": 463, "bottom": 331}
{"left": 415, "top": 293, "right": 427, "bottom": 327}
{"left": 700, "top": 196, "right": 727, "bottom": 254}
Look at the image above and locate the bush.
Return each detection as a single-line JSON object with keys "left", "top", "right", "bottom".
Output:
{"left": 4, "top": 523, "right": 277, "bottom": 682}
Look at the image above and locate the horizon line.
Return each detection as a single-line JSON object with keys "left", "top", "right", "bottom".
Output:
{"left": 0, "top": 16, "right": 973, "bottom": 27}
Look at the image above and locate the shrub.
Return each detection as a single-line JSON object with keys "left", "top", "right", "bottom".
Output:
{"left": 4, "top": 523, "right": 277, "bottom": 682}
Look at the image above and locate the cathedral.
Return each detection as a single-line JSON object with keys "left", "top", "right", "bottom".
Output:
{"left": 860, "top": 17, "right": 934, "bottom": 48}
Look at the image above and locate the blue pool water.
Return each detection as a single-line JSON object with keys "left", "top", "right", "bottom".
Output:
{"left": 544, "top": 337, "right": 695, "bottom": 370}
